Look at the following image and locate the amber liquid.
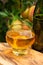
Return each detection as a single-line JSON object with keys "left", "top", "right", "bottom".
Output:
{"left": 6, "top": 30, "right": 35, "bottom": 50}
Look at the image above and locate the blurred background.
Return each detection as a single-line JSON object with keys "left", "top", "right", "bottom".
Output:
{"left": 0, "top": 0, "right": 35, "bottom": 42}
{"left": 0, "top": 0, "right": 43, "bottom": 53}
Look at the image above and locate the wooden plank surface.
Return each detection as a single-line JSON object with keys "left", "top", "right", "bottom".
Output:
{"left": 0, "top": 43, "right": 43, "bottom": 65}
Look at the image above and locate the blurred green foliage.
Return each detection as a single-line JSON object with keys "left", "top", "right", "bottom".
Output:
{"left": 0, "top": 0, "right": 34, "bottom": 42}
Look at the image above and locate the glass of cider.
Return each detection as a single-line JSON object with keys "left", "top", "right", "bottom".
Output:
{"left": 6, "top": 29, "right": 35, "bottom": 56}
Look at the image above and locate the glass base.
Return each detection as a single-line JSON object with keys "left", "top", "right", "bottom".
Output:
{"left": 12, "top": 48, "right": 28, "bottom": 56}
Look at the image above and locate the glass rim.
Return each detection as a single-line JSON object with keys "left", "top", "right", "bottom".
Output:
{"left": 6, "top": 29, "right": 35, "bottom": 40}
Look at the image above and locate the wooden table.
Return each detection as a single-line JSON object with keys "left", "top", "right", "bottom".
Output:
{"left": 0, "top": 43, "right": 43, "bottom": 65}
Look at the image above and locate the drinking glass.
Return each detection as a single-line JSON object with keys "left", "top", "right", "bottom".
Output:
{"left": 6, "top": 28, "right": 35, "bottom": 56}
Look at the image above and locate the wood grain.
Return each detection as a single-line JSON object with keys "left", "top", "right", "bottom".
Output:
{"left": 0, "top": 43, "right": 43, "bottom": 65}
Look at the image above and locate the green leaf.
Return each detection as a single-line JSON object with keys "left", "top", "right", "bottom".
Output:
{"left": 24, "top": 20, "right": 33, "bottom": 27}
{"left": 4, "top": 10, "right": 9, "bottom": 15}
{"left": 0, "top": 12, "right": 8, "bottom": 17}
